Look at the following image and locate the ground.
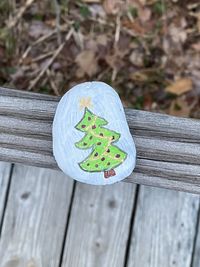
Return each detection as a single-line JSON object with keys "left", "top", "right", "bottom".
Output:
{"left": 0, "top": 0, "right": 199, "bottom": 118}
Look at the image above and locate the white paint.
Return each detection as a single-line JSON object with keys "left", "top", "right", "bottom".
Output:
{"left": 53, "top": 81, "right": 136, "bottom": 185}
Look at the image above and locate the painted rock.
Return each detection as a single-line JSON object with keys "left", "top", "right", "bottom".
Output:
{"left": 53, "top": 81, "right": 136, "bottom": 185}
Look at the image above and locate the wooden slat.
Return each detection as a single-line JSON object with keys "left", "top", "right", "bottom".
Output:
{"left": 0, "top": 115, "right": 52, "bottom": 138}
{"left": 2, "top": 148, "right": 200, "bottom": 193}
{"left": 0, "top": 86, "right": 58, "bottom": 101}
{"left": 0, "top": 164, "right": 74, "bottom": 267}
{"left": 127, "top": 186, "right": 200, "bottom": 267}
{"left": 0, "top": 162, "right": 12, "bottom": 228}
{"left": 1, "top": 131, "right": 200, "bottom": 165}
{"left": 127, "top": 109, "right": 200, "bottom": 143}
{"left": 0, "top": 95, "right": 56, "bottom": 120}
{"left": 61, "top": 182, "right": 136, "bottom": 267}
{"left": 0, "top": 86, "right": 200, "bottom": 193}
{"left": 190, "top": 214, "right": 200, "bottom": 267}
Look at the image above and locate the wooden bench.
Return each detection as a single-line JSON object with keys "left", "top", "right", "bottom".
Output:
{"left": 0, "top": 86, "right": 200, "bottom": 266}
{"left": 0, "top": 86, "right": 200, "bottom": 194}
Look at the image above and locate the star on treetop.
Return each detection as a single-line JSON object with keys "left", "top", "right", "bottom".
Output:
{"left": 79, "top": 97, "right": 93, "bottom": 110}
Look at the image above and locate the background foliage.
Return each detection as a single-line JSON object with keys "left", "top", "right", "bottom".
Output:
{"left": 0, "top": 0, "right": 200, "bottom": 117}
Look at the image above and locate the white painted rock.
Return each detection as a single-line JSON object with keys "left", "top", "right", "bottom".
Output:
{"left": 53, "top": 81, "right": 136, "bottom": 185}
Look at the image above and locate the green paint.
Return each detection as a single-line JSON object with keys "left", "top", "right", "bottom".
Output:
{"left": 75, "top": 108, "right": 127, "bottom": 173}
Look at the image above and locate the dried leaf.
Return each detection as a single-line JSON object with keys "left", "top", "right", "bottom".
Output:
{"left": 166, "top": 78, "right": 193, "bottom": 95}
{"left": 168, "top": 24, "right": 187, "bottom": 44}
{"left": 129, "top": 50, "right": 144, "bottom": 67}
{"left": 103, "top": 0, "right": 122, "bottom": 15}
{"left": 75, "top": 50, "right": 98, "bottom": 77}
{"left": 190, "top": 11, "right": 200, "bottom": 33}
{"left": 130, "top": 71, "right": 148, "bottom": 82}
{"left": 138, "top": 7, "right": 151, "bottom": 23}
{"left": 29, "top": 21, "right": 52, "bottom": 39}
{"left": 105, "top": 53, "right": 124, "bottom": 71}
{"left": 191, "top": 42, "right": 200, "bottom": 52}
{"left": 83, "top": 0, "right": 101, "bottom": 2}
{"left": 122, "top": 19, "right": 146, "bottom": 35}
{"left": 169, "top": 97, "right": 191, "bottom": 117}
{"left": 96, "top": 34, "right": 108, "bottom": 46}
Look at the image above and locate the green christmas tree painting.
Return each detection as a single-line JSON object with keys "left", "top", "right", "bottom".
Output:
{"left": 75, "top": 107, "right": 127, "bottom": 178}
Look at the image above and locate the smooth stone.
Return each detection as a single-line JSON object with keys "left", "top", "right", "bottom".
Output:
{"left": 53, "top": 81, "right": 136, "bottom": 185}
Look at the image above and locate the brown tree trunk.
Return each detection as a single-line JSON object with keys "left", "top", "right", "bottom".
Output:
{"left": 104, "top": 169, "right": 116, "bottom": 178}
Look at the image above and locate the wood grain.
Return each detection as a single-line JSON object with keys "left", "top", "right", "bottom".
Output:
{"left": 0, "top": 87, "right": 200, "bottom": 193}
{"left": 0, "top": 162, "right": 12, "bottom": 229}
{"left": 61, "top": 182, "right": 136, "bottom": 267}
{"left": 127, "top": 186, "right": 200, "bottom": 267}
{"left": 0, "top": 164, "right": 74, "bottom": 267}
{"left": 190, "top": 212, "right": 200, "bottom": 267}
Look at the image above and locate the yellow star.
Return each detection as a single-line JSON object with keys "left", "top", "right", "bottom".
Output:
{"left": 79, "top": 97, "right": 93, "bottom": 110}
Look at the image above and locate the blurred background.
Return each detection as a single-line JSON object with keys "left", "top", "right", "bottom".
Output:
{"left": 0, "top": 0, "right": 199, "bottom": 117}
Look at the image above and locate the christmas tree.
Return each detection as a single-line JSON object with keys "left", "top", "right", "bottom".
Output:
{"left": 75, "top": 108, "right": 127, "bottom": 178}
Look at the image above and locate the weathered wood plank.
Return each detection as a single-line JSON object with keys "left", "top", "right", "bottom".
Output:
{"left": 127, "top": 186, "right": 200, "bottom": 267}
{"left": 0, "top": 87, "right": 200, "bottom": 193}
{"left": 127, "top": 109, "right": 200, "bottom": 143}
{"left": 0, "top": 95, "right": 56, "bottom": 120}
{"left": 2, "top": 130, "right": 200, "bottom": 166}
{"left": 190, "top": 213, "right": 200, "bottom": 267}
{"left": 0, "top": 164, "right": 74, "bottom": 267}
{"left": 0, "top": 115, "right": 52, "bottom": 138}
{"left": 1, "top": 145, "right": 200, "bottom": 193}
{"left": 127, "top": 173, "right": 200, "bottom": 195}
{"left": 61, "top": 182, "right": 136, "bottom": 267}
{"left": 0, "top": 86, "right": 59, "bottom": 101}
{"left": 0, "top": 162, "right": 12, "bottom": 229}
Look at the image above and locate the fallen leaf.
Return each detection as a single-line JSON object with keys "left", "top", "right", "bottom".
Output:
{"left": 0, "top": 46, "right": 5, "bottom": 61}
{"left": 169, "top": 97, "right": 191, "bottom": 117}
{"left": 191, "top": 42, "right": 200, "bottom": 52}
{"left": 122, "top": 19, "right": 146, "bottom": 35}
{"left": 146, "top": 0, "right": 157, "bottom": 4}
{"left": 96, "top": 34, "right": 108, "bottom": 46}
{"left": 29, "top": 21, "right": 52, "bottom": 39}
{"left": 83, "top": 0, "right": 101, "bottom": 2}
{"left": 129, "top": 50, "right": 144, "bottom": 67}
{"left": 166, "top": 78, "right": 193, "bottom": 95}
{"left": 75, "top": 50, "right": 98, "bottom": 76}
{"left": 103, "top": 0, "right": 122, "bottom": 15}
{"left": 130, "top": 71, "right": 148, "bottom": 82}
{"left": 190, "top": 11, "right": 200, "bottom": 33}
{"left": 88, "top": 4, "right": 106, "bottom": 18}
{"left": 168, "top": 24, "right": 187, "bottom": 44}
{"left": 130, "top": 69, "right": 163, "bottom": 83}
{"left": 138, "top": 7, "right": 151, "bottom": 23}
{"left": 143, "top": 94, "right": 153, "bottom": 110}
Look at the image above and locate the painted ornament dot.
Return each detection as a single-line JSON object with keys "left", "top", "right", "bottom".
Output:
{"left": 53, "top": 81, "right": 136, "bottom": 185}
